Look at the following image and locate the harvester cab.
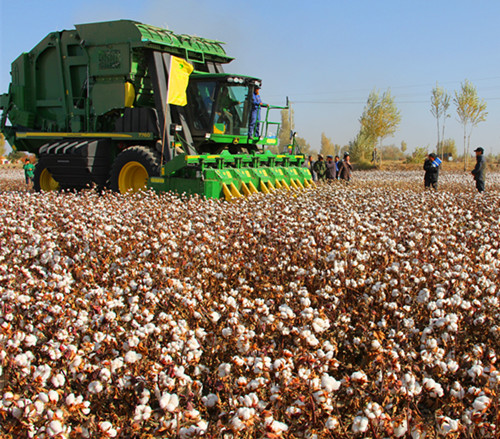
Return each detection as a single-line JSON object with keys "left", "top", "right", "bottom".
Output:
{"left": 0, "top": 20, "right": 313, "bottom": 199}
{"left": 181, "top": 74, "right": 268, "bottom": 154}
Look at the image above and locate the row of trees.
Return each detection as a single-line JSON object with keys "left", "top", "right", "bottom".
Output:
{"left": 278, "top": 80, "right": 488, "bottom": 168}
{"left": 431, "top": 80, "right": 487, "bottom": 170}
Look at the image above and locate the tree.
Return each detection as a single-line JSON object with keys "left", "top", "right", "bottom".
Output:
{"left": 278, "top": 108, "right": 294, "bottom": 151}
{"left": 454, "top": 79, "right": 487, "bottom": 170}
{"left": 381, "top": 144, "right": 405, "bottom": 161}
{"left": 0, "top": 133, "right": 5, "bottom": 158}
{"left": 406, "top": 146, "right": 428, "bottom": 164}
{"left": 441, "top": 138, "right": 457, "bottom": 159}
{"left": 400, "top": 140, "right": 407, "bottom": 154}
{"left": 359, "top": 89, "right": 401, "bottom": 163}
{"left": 430, "top": 82, "right": 450, "bottom": 159}
{"left": 294, "top": 135, "right": 312, "bottom": 155}
{"left": 320, "top": 132, "right": 335, "bottom": 156}
{"left": 348, "top": 129, "right": 375, "bottom": 162}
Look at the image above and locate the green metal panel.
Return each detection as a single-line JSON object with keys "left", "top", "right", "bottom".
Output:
{"left": 149, "top": 151, "right": 313, "bottom": 200}
{"left": 74, "top": 20, "right": 233, "bottom": 64}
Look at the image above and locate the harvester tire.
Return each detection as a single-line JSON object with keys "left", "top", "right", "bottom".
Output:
{"left": 109, "top": 146, "right": 161, "bottom": 193}
{"left": 34, "top": 161, "right": 60, "bottom": 192}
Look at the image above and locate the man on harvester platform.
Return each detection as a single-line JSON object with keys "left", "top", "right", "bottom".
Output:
{"left": 249, "top": 85, "right": 268, "bottom": 138}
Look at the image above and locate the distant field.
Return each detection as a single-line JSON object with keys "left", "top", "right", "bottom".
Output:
{"left": 0, "top": 170, "right": 499, "bottom": 438}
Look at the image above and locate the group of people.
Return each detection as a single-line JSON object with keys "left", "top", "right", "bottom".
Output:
{"left": 305, "top": 146, "right": 487, "bottom": 193}
{"left": 424, "top": 146, "right": 486, "bottom": 193}
{"left": 306, "top": 152, "right": 353, "bottom": 182}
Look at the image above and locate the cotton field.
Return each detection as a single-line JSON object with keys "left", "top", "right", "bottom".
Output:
{"left": 0, "top": 169, "right": 499, "bottom": 438}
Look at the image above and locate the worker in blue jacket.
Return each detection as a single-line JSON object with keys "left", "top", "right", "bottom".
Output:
{"left": 249, "top": 85, "right": 268, "bottom": 138}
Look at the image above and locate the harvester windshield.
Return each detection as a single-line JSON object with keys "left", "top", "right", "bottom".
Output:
{"left": 186, "top": 75, "right": 255, "bottom": 138}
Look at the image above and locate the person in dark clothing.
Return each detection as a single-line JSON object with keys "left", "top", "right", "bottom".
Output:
{"left": 471, "top": 147, "right": 486, "bottom": 193}
{"left": 337, "top": 152, "right": 353, "bottom": 182}
{"left": 305, "top": 155, "right": 317, "bottom": 181}
{"left": 313, "top": 154, "right": 327, "bottom": 181}
{"left": 423, "top": 153, "right": 440, "bottom": 190}
{"left": 326, "top": 155, "right": 337, "bottom": 181}
{"left": 334, "top": 156, "right": 340, "bottom": 179}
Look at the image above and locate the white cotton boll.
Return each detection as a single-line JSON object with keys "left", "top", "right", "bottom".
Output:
{"left": 159, "top": 392, "right": 179, "bottom": 412}
{"left": 14, "top": 353, "right": 30, "bottom": 368}
{"left": 439, "top": 417, "right": 460, "bottom": 435}
{"left": 423, "top": 378, "right": 444, "bottom": 398}
{"left": 88, "top": 380, "right": 103, "bottom": 394}
{"left": 364, "top": 402, "right": 383, "bottom": 419}
{"left": 350, "top": 371, "right": 368, "bottom": 384}
{"left": 222, "top": 327, "right": 232, "bottom": 337}
{"left": 46, "top": 420, "right": 63, "bottom": 437}
{"left": 100, "top": 368, "right": 112, "bottom": 382}
{"left": 202, "top": 393, "right": 218, "bottom": 408}
{"left": 51, "top": 373, "right": 65, "bottom": 388}
{"left": 312, "top": 317, "right": 330, "bottom": 333}
{"left": 450, "top": 382, "right": 464, "bottom": 399}
{"left": 99, "top": 421, "right": 118, "bottom": 437}
{"left": 352, "top": 416, "right": 369, "bottom": 433}
{"left": 124, "top": 351, "right": 142, "bottom": 363}
{"left": 236, "top": 407, "right": 255, "bottom": 421}
{"left": 278, "top": 304, "right": 295, "bottom": 319}
{"left": 325, "top": 416, "right": 339, "bottom": 430}
{"left": 447, "top": 360, "right": 459, "bottom": 374}
{"left": 34, "top": 400, "right": 45, "bottom": 414}
{"left": 472, "top": 395, "right": 490, "bottom": 412}
{"left": 230, "top": 416, "right": 245, "bottom": 431}
{"left": 210, "top": 311, "right": 221, "bottom": 323}
{"left": 24, "top": 334, "right": 37, "bottom": 347}
{"left": 133, "top": 404, "right": 152, "bottom": 422}
{"left": 48, "top": 390, "right": 59, "bottom": 403}
{"left": 268, "top": 420, "right": 288, "bottom": 433}
{"left": 467, "top": 364, "right": 483, "bottom": 379}
{"left": 218, "top": 363, "right": 231, "bottom": 378}
{"left": 393, "top": 419, "right": 408, "bottom": 437}
{"left": 321, "top": 374, "right": 341, "bottom": 392}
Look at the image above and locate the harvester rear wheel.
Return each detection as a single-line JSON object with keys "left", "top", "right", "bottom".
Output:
{"left": 34, "top": 162, "right": 60, "bottom": 192}
{"left": 109, "top": 146, "right": 161, "bottom": 193}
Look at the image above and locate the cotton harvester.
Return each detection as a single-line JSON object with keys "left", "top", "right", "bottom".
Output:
{"left": 0, "top": 20, "right": 312, "bottom": 199}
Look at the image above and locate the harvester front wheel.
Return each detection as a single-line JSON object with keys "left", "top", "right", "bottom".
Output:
{"left": 109, "top": 146, "right": 161, "bottom": 193}
{"left": 34, "top": 162, "right": 60, "bottom": 192}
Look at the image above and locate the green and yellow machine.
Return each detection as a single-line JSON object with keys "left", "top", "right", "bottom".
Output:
{"left": 0, "top": 20, "right": 312, "bottom": 199}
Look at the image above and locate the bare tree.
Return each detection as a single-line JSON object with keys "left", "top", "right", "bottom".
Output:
{"left": 430, "top": 82, "right": 450, "bottom": 158}
{"left": 454, "top": 79, "right": 488, "bottom": 170}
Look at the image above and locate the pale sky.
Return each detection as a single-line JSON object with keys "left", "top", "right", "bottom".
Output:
{"left": 2, "top": 0, "right": 500, "bottom": 154}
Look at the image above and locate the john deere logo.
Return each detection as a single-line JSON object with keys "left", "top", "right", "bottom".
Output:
{"left": 233, "top": 137, "right": 240, "bottom": 145}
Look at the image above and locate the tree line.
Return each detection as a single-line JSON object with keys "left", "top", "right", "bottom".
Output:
{"left": 278, "top": 79, "right": 488, "bottom": 168}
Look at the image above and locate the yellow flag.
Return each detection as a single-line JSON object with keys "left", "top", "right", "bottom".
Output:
{"left": 167, "top": 56, "right": 194, "bottom": 106}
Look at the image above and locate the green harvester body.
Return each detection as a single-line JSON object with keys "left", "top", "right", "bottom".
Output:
{"left": 0, "top": 20, "right": 312, "bottom": 197}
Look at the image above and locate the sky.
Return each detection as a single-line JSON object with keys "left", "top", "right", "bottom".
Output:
{"left": 1, "top": 0, "right": 500, "bottom": 154}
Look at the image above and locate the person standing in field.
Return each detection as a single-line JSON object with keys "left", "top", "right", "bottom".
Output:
{"left": 305, "top": 155, "right": 317, "bottom": 181}
{"left": 337, "top": 152, "right": 353, "bottom": 182}
{"left": 23, "top": 158, "right": 35, "bottom": 188}
{"left": 313, "top": 154, "right": 327, "bottom": 181}
{"left": 423, "top": 153, "right": 440, "bottom": 190}
{"left": 471, "top": 147, "right": 486, "bottom": 193}
{"left": 326, "top": 155, "right": 337, "bottom": 181}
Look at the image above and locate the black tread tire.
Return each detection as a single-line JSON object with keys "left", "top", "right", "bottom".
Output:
{"left": 33, "top": 160, "right": 60, "bottom": 192}
{"left": 109, "top": 146, "right": 161, "bottom": 193}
